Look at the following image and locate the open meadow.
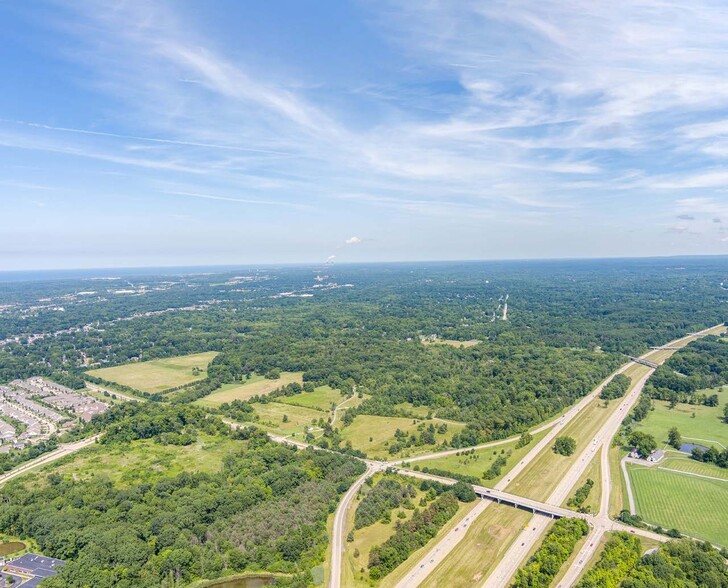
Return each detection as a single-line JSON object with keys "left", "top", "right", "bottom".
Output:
{"left": 339, "top": 415, "right": 466, "bottom": 459}
{"left": 413, "top": 429, "right": 549, "bottom": 484}
{"left": 628, "top": 460, "right": 728, "bottom": 547}
{"left": 633, "top": 386, "right": 728, "bottom": 449}
{"left": 277, "top": 385, "right": 355, "bottom": 411}
{"left": 87, "top": 351, "right": 218, "bottom": 394}
{"left": 194, "top": 372, "right": 303, "bottom": 407}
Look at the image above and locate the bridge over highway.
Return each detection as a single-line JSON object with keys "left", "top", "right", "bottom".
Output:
{"left": 629, "top": 356, "right": 659, "bottom": 368}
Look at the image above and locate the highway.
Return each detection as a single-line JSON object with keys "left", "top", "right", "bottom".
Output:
{"left": 479, "top": 323, "right": 724, "bottom": 588}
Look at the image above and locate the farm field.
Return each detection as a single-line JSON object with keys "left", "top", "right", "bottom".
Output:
{"left": 87, "top": 351, "right": 218, "bottom": 394}
{"left": 195, "top": 372, "right": 303, "bottom": 407}
{"left": 420, "top": 502, "right": 531, "bottom": 588}
{"left": 414, "top": 429, "right": 549, "bottom": 484}
{"left": 251, "top": 401, "right": 323, "bottom": 437}
{"left": 277, "top": 385, "right": 354, "bottom": 412}
{"left": 339, "top": 415, "right": 466, "bottom": 459}
{"left": 628, "top": 463, "right": 728, "bottom": 547}
{"left": 633, "top": 386, "right": 728, "bottom": 449}
{"left": 20, "top": 434, "right": 238, "bottom": 488}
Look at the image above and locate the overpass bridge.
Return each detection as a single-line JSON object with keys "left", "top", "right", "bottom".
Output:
{"left": 629, "top": 356, "right": 659, "bottom": 369}
{"left": 649, "top": 346, "right": 679, "bottom": 350}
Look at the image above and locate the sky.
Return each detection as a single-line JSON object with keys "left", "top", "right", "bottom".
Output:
{"left": 2, "top": 0, "right": 728, "bottom": 270}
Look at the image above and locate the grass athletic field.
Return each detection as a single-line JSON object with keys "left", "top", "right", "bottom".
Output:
{"left": 628, "top": 462, "right": 728, "bottom": 547}
{"left": 633, "top": 386, "right": 728, "bottom": 449}
{"left": 87, "top": 351, "right": 218, "bottom": 393}
{"left": 194, "top": 372, "right": 303, "bottom": 406}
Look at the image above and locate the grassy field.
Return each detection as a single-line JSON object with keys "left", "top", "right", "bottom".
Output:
{"left": 251, "top": 402, "right": 324, "bottom": 437}
{"left": 634, "top": 386, "right": 728, "bottom": 449}
{"left": 609, "top": 446, "right": 628, "bottom": 516}
{"left": 420, "top": 502, "right": 531, "bottom": 588}
{"left": 88, "top": 351, "right": 218, "bottom": 394}
{"left": 414, "top": 429, "right": 549, "bottom": 484}
{"left": 562, "top": 452, "right": 601, "bottom": 513}
{"left": 659, "top": 453, "right": 728, "bottom": 480}
{"left": 277, "top": 385, "right": 354, "bottom": 412}
{"left": 628, "top": 462, "right": 728, "bottom": 547}
{"left": 195, "top": 372, "right": 304, "bottom": 407}
{"left": 339, "top": 415, "right": 466, "bottom": 460}
{"left": 21, "top": 434, "right": 240, "bottom": 489}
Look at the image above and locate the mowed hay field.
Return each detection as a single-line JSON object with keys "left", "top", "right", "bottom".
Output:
{"left": 252, "top": 402, "right": 324, "bottom": 437}
{"left": 195, "top": 372, "right": 303, "bottom": 407}
{"left": 278, "top": 385, "right": 360, "bottom": 412}
{"left": 629, "top": 464, "right": 728, "bottom": 547}
{"left": 87, "top": 351, "right": 218, "bottom": 394}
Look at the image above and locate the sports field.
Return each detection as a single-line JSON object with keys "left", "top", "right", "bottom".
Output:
{"left": 628, "top": 462, "right": 728, "bottom": 547}
{"left": 415, "top": 429, "right": 548, "bottom": 484}
{"left": 633, "top": 386, "right": 728, "bottom": 449}
{"left": 195, "top": 372, "right": 303, "bottom": 407}
{"left": 87, "top": 351, "right": 218, "bottom": 393}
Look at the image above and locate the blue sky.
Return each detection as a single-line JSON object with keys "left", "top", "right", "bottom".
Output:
{"left": 2, "top": 1, "right": 728, "bottom": 269}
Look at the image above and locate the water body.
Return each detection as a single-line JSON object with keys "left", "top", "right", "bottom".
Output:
{"left": 201, "top": 575, "right": 276, "bottom": 588}
{"left": 680, "top": 442, "right": 708, "bottom": 454}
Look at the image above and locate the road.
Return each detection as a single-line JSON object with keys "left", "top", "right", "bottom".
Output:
{"left": 85, "top": 383, "right": 144, "bottom": 403}
{"left": 480, "top": 323, "right": 724, "bottom": 588}
{"left": 0, "top": 435, "right": 100, "bottom": 486}
{"left": 328, "top": 462, "right": 381, "bottom": 588}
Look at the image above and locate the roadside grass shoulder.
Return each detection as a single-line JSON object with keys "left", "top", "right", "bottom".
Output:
{"left": 419, "top": 502, "right": 531, "bottom": 588}
{"left": 87, "top": 351, "right": 218, "bottom": 394}
{"left": 562, "top": 452, "right": 601, "bottom": 513}
{"left": 609, "top": 446, "right": 628, "bottom": 516}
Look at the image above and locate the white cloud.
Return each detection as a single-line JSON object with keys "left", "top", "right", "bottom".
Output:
{"left": 345, "top": 236, "right": 363, "bottom": 245}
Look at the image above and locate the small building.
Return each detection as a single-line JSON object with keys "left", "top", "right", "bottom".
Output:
{"left": 647, "top": 449, "right": 665, "bottom": 463}
{"left": 4, "top": 553, "right": 64, "bottom": 586}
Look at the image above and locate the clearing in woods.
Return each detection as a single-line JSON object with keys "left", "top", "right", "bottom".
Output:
{"left": 87, "top": 351, "right": 218, "bottom": 394}
{"left": 194, "top": 372, "right": 304, "bottom": 407}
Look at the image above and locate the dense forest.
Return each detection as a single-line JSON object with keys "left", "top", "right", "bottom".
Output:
{"left": 0, "top": 404, "right": 365, "bottom": 587}
{"left": 644, "top": 335, "right": 728, "bottom": 404}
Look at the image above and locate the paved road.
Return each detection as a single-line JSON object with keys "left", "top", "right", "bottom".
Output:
{"left": 328, "top": 463, "right": 380, "bottom": 588}
{"left": 85, "top": 383, "right": 144, "bottom": 403}
{"left": 0, "top": 435, "right": 100, "bottom": 486}
{"left": 481, "top": 324, "right": 724, "bottom": 588}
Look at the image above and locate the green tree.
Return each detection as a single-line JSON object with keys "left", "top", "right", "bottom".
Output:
{"left": 553, "top": 436, "right": 577, "bottom": 456}
{"left": 668, "top": 427, "right": 681, "bottom": 450}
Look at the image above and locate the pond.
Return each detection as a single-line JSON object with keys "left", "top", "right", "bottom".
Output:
{"left": 0, "top": 542, "right": 26, "bottom": 557}
{"left": 201, "top": 575, "right": 276, "bottom": 588}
